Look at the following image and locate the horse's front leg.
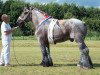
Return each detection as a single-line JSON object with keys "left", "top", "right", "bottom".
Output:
{"left": 45, "top": 41, "right": 53, "bottom": 66}
{"left": 38, "top": 37, "right": 53, "bottom": 67}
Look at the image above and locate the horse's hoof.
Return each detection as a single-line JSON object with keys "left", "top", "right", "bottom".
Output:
{"left": 77, "top": 63, "right": 93, "bottom": 69}
{"left": 50, "top": 64, "right": 53, "bottom": 66}
{"left": 40, "top": 62, "right": 49, "bottom": 67}
{"left": 43, "top": 65, "right": 49, "bottom": 67}
{"left": 49, "top": 62, "right": 53, "bottom": 66}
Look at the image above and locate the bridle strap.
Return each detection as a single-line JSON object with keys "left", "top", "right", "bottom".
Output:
{"left": 18, "top": 17, "right": 23, "bottom": 20}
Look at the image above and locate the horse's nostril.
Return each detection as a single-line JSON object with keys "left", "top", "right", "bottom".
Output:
{"left": 16, "top": 21, "right": 20, "bottom": 26}
{"left": 16, "top": 21, "right": 18, "bottom": 25}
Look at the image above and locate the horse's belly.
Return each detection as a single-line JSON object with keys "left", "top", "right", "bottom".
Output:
{"left": 53, "top": 25, "right": 68, "bottom": 43}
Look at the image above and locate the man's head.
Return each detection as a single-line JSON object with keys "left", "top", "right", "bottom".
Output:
{"left": 1, "top": 14, "right": 10, "bottom": 23}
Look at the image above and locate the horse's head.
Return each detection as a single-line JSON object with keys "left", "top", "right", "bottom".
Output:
{"left": 16, "top": 6, "right": 32, "bottom": 27}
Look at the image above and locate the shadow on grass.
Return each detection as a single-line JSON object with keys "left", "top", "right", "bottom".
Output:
{"left": 12, "top": 63, "right": 100, "bottom": 68}
{"left": 53, "top": 63, "right": 100, "bottom": 69}
{"left": 13, "top": 63, "right": 76, "bottom": 67}
{"left": 54, "top": 63, "right": 76, "bottom": 67}
{"left": 13, "top": 63, "right": 40, "bottom": 67}
{"left": 93, "top": 63, "right": 100, "bottom": 67}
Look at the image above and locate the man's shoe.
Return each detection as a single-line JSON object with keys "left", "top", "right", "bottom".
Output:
{"left": 5, "top": 63, "right": 11, "bottom": 67}
{"left": 0, "top": 63, "right": 4, "bottom": 66}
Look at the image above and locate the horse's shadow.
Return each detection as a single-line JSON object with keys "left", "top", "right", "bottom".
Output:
{"left": 93, "top": 63, "right": 100, "bottom": 67}
{"left": 54, "top": 63, "right": 100, "bottom": 67}
{"left": 13, "top": 63, "right": 40, "bottom": 67}
{"left": 13, "top": 63, "right": 76, "bottom": 67}
{"left": 53, "top": 63, "right": 76, "bottom": 67}
{"left": 13, "top": 63, "right": 100, "bottom": 68}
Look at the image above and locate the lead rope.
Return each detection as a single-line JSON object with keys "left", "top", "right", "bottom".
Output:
{"left": 12, "top": 24, "right": 33, "bottom": 65}
{"left": 12, "top": 33, "right": 20, "bottom": 65}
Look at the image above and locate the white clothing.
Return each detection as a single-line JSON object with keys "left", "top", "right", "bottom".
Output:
{"left": 0, "top": 21, "right": 12, "bottom": 64}
{"left": 1, "top": 21, "right": 12, "bottom": 41}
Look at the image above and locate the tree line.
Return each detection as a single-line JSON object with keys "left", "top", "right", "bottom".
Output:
{"left": 0, "top": 0, "right": 100, "bottom": 37}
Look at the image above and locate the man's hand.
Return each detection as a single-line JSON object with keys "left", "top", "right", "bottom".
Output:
{"left": 12, "top": 26, "right": 19, "bottom": 31}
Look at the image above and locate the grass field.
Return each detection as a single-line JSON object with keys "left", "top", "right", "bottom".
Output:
{"left": 0, "top": 40, "right": 100, "bottom": 75}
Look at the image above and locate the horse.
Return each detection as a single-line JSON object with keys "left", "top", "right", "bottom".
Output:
{"left": 16, "top": 6, "right": 93, "bottom": 69}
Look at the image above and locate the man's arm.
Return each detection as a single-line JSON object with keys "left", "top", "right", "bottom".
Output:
{"left": 4, "top": 27, "right": 18, "bottom": 35}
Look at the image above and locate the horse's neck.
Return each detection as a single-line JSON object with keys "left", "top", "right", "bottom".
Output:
{"left": 32, "top": 17, "right": 38, "bottom": 28}
{"left": 31, "top": 13, "right": 39, "bottom": 28}
{"left": 32, "top": 11, "right": 45, "bottom": 28}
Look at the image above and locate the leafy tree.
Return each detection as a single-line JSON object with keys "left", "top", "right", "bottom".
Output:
{"left": 64, "top": 12, "right": 75, "bottom": 19}
{"left": 0, "top": 0, "right": 3, "bottom": 22}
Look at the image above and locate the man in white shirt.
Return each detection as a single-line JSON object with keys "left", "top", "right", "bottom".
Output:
{"left": 0, "top": 14, "right": 18, "bottom": 66}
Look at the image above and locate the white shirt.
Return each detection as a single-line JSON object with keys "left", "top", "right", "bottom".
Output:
{"left": 1, "top": 21, "right": 12, "bottom": 41}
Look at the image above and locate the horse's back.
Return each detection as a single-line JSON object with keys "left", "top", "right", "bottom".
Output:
{"left": 69, "top": 18, "right": 85, "bottom": 24}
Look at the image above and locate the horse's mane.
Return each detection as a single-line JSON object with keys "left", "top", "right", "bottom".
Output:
{"left": 33, "top": 7, "right": 49, "bottom": 17}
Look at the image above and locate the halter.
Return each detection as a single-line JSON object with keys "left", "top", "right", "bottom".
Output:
{"left": 18, "top": 17, "right": 23, "bottom": 20}
{"left": 17, "top": 17, "right": 26, "bottom": 28}
{"left": 17, "top": 10, "right": 31, "bottom": 28}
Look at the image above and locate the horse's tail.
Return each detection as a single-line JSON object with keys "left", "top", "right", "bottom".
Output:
{"left": 83, "top": 22, "right": 87, "bottom": 38}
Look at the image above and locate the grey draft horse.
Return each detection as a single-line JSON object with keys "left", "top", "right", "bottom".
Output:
{"left": 16, "top": 6, "right": 93, "bottom": 69}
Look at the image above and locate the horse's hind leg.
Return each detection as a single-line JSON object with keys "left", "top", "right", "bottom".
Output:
{"left": 38, "top": 37, "right": 53, "bottom": 67}
{"left": 75, "top": 34, "right": 93, "bottom": 69}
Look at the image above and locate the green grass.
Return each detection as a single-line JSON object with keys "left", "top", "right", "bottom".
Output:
{"left": 0, "top": 40, "right": 100, "bottom": 75}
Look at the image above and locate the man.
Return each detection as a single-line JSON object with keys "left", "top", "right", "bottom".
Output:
{"left": 0, "top": 14, "right": 18, "bottom": 66}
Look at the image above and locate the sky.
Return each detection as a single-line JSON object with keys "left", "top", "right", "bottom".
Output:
{"left": 2, "top": 0, "right": 100, "bottom": 7}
